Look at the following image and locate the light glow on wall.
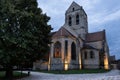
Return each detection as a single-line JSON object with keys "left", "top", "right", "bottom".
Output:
{"left": 64, "top": 60, "right": 68, "bottom": 70}
{"left": 48, "top": 54, "right": 51, "bottom": 71}
{"left": 104, "top": 55, "right": 109, "bottom": 70}
{"left": 79, "top": 53, "right": 82, "bottom": 69}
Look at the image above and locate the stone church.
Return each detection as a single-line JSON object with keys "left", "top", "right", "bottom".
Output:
{"left": 34, "top": 2, "right": 110, "bottom": 70}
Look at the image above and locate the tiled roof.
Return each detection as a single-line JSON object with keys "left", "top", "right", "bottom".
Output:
{"left": 86, "top": 30, "right": 105, "bottom": 42}
{"left": 52, "top": 27, "right": 75, "bottom": 38}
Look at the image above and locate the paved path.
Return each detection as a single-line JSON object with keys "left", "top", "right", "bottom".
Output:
{"left": 18, "top": 70, "right": 120, "bottom": 80}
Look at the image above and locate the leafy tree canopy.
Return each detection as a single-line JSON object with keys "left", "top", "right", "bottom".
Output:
{"left": 0, "top": 0, "right": 52, "bottom": 70}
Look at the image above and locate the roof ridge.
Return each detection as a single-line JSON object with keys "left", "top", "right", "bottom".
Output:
{"left": 88, "top": 30, "right": 105, "bottom": 34}
{"left": 52, "top": 27, "right": 76, "bottom": 38}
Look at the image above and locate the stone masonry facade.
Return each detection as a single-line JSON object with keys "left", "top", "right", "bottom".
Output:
{"left": 34, "top": 1, "right": 110, "bottom": 71}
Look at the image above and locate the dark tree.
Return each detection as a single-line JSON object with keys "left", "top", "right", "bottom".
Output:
{"left": 0, "top": 0, "right": 52, "bottom": 79}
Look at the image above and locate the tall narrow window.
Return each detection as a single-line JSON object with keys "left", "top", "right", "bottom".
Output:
{"left": 90, "top": 51, "right": 94, "bottom": 59}
{"left": 65, "top": 40, "right": 68, "bottom": 58}
{"left": 54, "top": 41, "right": 61, "bottom": 58}
{"left": 68, "top": 16, "right": 72, "bottom": 26}
{"left": 72, "top": 8, "right": 74, "bottom": 11}
{"left": 76, "top": 14, "right": 79, "bottom": 25}
{"left": 71, "top": 42, "right": 76, "bottom": 60}
{"left": 84, "top": 51, "right": 87, "bottom": 59}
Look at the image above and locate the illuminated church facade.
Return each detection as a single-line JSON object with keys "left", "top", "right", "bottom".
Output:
{"left": 33, "top": 2, "right": 110, "bottom": 70}
{"left": 48, "top": 2, "right": 110, "bottom": 70}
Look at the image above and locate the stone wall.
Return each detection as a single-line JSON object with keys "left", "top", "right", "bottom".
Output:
{"left": 50, "top": 58, "right": 64, "bottom": 70}
{"left": 82, "top": 50, "right": 100, "bottom": 69}
{"left": 33, "top": 61, "right": 48, "bottom": 70}
{"left": 68, "top": 60, "right": 79, "bottom": 69}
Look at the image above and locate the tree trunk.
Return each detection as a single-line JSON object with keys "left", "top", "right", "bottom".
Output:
{"left": 5, "top": 66, "right": 13, "bottom": 80}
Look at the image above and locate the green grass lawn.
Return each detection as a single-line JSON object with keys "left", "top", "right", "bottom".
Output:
{"left": 38, "top": 69, "right": 110, "bottom": 74}
{"left": 0, "top": 71, "right": 28, "bottom": 80}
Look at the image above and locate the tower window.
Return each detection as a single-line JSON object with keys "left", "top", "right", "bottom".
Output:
{"left": 72, "top": 8, "right": 74, "bottom": 11}
{"left": 68, "top": 16, "right": 72, "bottom": 26}
{"left": 76, "top": 14, "right": 79, "bottom": 25}
{"left": 81, "top": 26, "right": 84, "bottom": 29}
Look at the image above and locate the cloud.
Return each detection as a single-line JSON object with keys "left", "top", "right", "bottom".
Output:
{"left": 37, "top": 0, "right": 101, "bottom": 31}
{"left": 89, "top": 9, "right": 120, "bottom": 26}
{"left": 77, "top": 0, "right": 101, "bottom": 10}
{"left": 102, "top": 9, "right": 120, "bottom": 23}
{"left": 37, "top": 0, "right": 71, "bottom": 15}
{"left": 37, "top": 0, "right": 73, "bottom": 31}
{"left": 110, "top": 45, "right": 120, "bottom": 59}
{"left": 37, "top": 0, "right": 120, "bottom": 29}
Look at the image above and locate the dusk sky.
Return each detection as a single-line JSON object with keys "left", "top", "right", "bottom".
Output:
{"left": 37, "top": 0, "right": 120, "bottom": 59}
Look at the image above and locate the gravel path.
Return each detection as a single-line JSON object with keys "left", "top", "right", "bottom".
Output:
{"left": 17, "top": 70, "right": 120, "bottom": 80}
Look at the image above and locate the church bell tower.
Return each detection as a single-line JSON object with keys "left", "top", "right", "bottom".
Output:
{"left": 64, "top": 1, "right": 88, "bottom": 39}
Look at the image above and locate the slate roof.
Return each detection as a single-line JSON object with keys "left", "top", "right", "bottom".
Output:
{"left": 86, "top": 30, "right": 105, "bottom": 42}
{"left": 52, "top": 27, "right": 75, "bottom": 38}
{"left": 82, "top": 44, "right": 99, "bottom": 50}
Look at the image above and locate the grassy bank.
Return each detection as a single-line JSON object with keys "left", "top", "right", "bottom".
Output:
{"left": 38, "top": 69, "right": 110, "bottom": 74}
{"left": 0, "top": 71, "right": 28, "bottom": 80}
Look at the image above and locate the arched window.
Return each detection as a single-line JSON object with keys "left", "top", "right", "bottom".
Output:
{"left": 71, "top": 42, "right": 76, "bottom": 60}
{"left": 90, "top": 51, "right": 94, "bottom": 59}
{"left": 54, "top": 41, "right": 61, "bottom": 58}
{"left": 68, "top": 16, "right": 72, "bottom": 26}
{"left": 84, "top": 51, "right": 87, "bottom": 59}
{"left": 76, "top": 14, "right": 79, "bottom": 25}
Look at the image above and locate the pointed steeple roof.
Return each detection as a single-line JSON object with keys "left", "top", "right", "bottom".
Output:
{"left": 66, "top": 1, "right": 82, "bottom": 14}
